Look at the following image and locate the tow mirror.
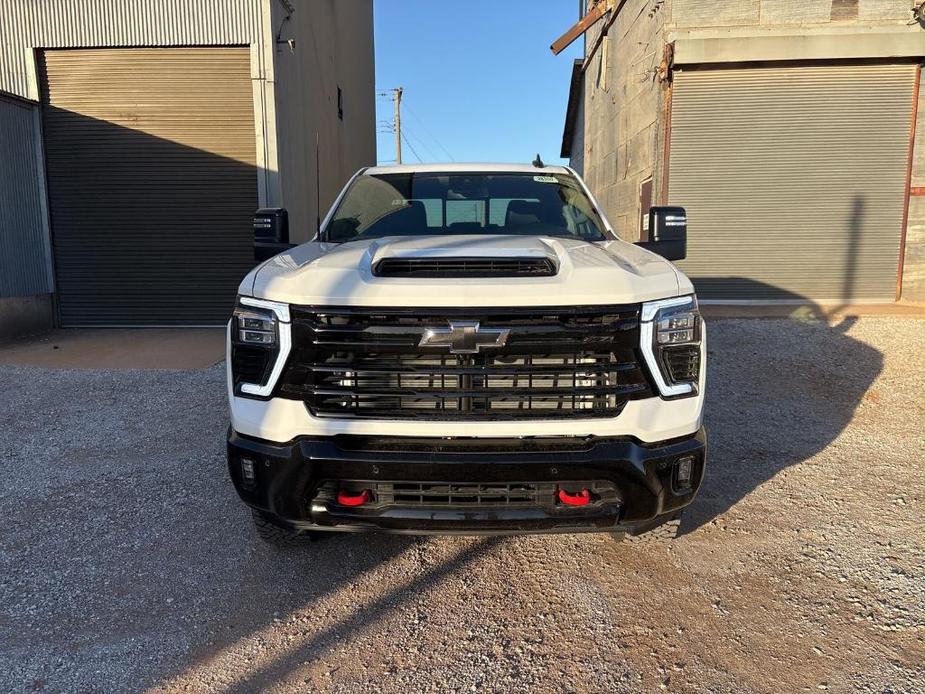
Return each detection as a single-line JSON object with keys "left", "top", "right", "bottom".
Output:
{"left": 254, "top": 208, "right": 295, "bottom": 262}
{"left": 636, "top": 206, "right": 687, "bottom": 261}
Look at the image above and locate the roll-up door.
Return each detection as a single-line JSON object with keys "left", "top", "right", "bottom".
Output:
{"left": 40, "top": 48, "right": 257, "bottom": 326}
{"left": 668, "top": 63, "right": 916, "bottom": 302}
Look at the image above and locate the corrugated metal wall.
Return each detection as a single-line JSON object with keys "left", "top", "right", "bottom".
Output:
{"left": 669, "top": 63, "right": 916, "bottom": 301}
{"left": 0, "top": 94, "right": 51, "bottom": 298}
{"left": 41, "top": 48, "right": 258, "bottom": 326}
{"left": 1, "top": 0, "right": 260, "bottom": 100}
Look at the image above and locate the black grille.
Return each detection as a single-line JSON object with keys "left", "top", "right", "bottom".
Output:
{"left": 381, "top": 481, "right": 548, "bottom": 506}
{"left": 374, "top": 257, "right": 556, "bottom": 278}
{"left": 321, "top": 480, "right": 618, "bottom": 508}
{"left": 662, "top": 346, "right": 700, "bottom": 383}
{"left": 277, "top": 305, "right": 651, "bottom": 419}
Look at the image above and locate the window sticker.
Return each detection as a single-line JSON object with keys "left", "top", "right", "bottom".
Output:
{"left": 533, "top": 175, "right": 558, "bottom": 183}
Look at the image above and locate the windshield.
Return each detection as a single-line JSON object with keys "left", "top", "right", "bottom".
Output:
{"left": 322, "top": 172, "right": 611, "bottom": 243}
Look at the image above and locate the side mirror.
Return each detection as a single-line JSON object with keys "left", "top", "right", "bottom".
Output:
{"left": 254, "top": 208, "right": 295, "bottom": 262}
{"left": 636, "top": 206, "right": 687, "bottom": 261}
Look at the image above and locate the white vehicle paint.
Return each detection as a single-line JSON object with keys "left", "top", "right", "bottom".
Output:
{"left": 229, "top": 164, "right": 704, "bottom": 444}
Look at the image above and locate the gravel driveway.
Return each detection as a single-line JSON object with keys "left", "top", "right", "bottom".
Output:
{"left": 1, "top": 317, "right": 923, "bottom": 693}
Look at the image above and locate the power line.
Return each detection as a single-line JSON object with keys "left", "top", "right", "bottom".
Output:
{"left": 404, "top": 102, "right": 455, "bottom": 162}
{"left": 400, "top": 131, "right": 423, "bottom": 163}
{"left": 402, "top": 126, "right": 439, "bottom": 162}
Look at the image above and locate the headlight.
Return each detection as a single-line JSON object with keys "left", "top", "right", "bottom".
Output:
{"left": 235, "top": 308, "right": 277, "bottom": 345}
{"left": 640, "top": 295, "right": 702, "bottom": 398}
{"left": 231, "top": 297, "right": 291, "bottom": 398}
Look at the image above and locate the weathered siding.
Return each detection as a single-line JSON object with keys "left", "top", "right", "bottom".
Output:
{"left": 1, "top": 0, "right": 260, "bottom": 100}
{"left": 574, "top": 0, "right": 925, "bottom": 299}
{"left": 668, "top": 0, "right": 910, "bottom": 27}
{"left": 901, "top": 68, "right": 925, "bottom": 302}
{"left": 271, "top": 0, "right": 376, "bottom": 242}
{"left": 0, "top": 0, "right": 375, "bottom": 328}
{"left": 0, "top": 94, "right": 51, "bottom": 298}
{"left": 580, "top": 0, "right": 669, "bottom": 241}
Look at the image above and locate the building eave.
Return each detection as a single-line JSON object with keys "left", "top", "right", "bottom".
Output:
{"left": 560, "top": 59, "right": 584, "bottom": 159}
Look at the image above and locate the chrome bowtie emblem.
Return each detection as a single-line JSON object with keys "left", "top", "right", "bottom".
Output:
{"left": 419, "top": 321, "right": 510, "bottom": 354}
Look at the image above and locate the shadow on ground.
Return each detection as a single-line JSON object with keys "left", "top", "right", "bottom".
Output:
{"left": 683, "top": 278, "right": 883, "bottom": 534}
{"left": 0, "top": 283, "right": 885, "bottom": 691}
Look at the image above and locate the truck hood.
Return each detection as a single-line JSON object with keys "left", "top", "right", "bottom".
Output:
{"left": 241, "top": 235, "right": 688, "bottom": 307}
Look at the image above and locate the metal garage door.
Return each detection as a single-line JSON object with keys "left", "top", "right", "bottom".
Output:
{"left": 40, "top": 47, "right": 257, "bottom": 325}
{"left": 668, "top": 63, "right": 917, "bottom": 302}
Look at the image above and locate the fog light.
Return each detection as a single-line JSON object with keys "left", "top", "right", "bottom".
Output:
{"left": 675, "top": 456, "right": 694, "bottom": 490}
{"left": 241, "top": 457, "right": 256, "bottom": 485}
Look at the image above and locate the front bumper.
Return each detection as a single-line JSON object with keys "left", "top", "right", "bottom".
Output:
{"left": 228, "top": 428, "right": 706, "bottom": 536}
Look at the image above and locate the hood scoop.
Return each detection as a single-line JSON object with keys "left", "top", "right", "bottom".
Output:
{"left": 366, "top": 235, "right": 564, "bottom": 279}
{"left": 374, "top": 256, "right": 557, "bottom": 278}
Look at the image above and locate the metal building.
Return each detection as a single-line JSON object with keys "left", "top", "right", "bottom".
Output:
{"left": 0, "top": 0, "right": 375, "bottom": 332}
{"left": 560, "top": 0, "right": 925, "bottom": 304}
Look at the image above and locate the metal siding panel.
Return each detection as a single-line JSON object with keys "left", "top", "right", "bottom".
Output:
{"left": 1, "top": 0, "right": 260, "bottom": 99}
{"left": 668, "top": 64, "right": 916, "bottom": 301}
{"left": 41, "top": 47, "right": 258, "bottom": 326}
{"left": 0, "top": 95, "right": 51, "bottom": 297}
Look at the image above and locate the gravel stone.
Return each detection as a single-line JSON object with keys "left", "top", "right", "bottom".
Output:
{"left": 0, "top": 317, "right": 923, "bottom": 692}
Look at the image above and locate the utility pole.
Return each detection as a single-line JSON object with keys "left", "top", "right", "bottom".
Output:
{"left": 393, "top": 87, "right": 403, "bottom": 164}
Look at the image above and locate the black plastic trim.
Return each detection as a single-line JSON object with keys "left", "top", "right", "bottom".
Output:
{"left": 373, "top": 256, "right": 558, "bottom": 278}
{"left": 227, "top": 428, "right": 706, "bottom": 535}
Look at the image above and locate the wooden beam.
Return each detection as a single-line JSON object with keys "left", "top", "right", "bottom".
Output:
{"left": 580, "top": 0, "right": 627, "bottom": 73}
{"left": 550, "top": 2, "right": 606, "bottom": 56}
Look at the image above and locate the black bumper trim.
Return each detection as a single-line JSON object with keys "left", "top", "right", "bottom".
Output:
{"left": 227, "top": 429, "right": 706, "bottom": 535}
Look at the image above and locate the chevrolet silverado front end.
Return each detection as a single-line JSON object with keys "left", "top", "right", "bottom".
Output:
{"left": 227, "top": 164, "right": 706, "bottom": 544}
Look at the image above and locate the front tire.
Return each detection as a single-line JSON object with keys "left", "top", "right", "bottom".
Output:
{"left": 251, "top": 509, "right": 320, "bottom": 547}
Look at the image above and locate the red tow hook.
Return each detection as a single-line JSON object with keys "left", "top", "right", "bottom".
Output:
{"left": 557, "top": 487, "right": 591, "bottom": 507}
{"left": 337, "top": 489, "right": 372, "bottom": 507}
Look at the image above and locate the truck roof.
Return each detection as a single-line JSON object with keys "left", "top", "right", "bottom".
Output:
{"left": 363, "top": 162, "right": 573, "bottom": 175}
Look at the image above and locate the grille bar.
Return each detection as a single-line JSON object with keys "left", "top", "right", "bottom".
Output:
{"left": 305, "top": 360, "right": 639, "bottom": 375}
{"left": 384, "top": 481, "right": 549, "bottom": 506}
{"left": 311, "top": 384, "right": 648, "bottom": 398}
{"left": 278, "top": 305, "right": 651, "bottom": 420}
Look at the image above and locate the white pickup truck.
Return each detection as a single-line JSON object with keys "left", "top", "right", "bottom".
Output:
{"left": 227, "top": 163, "right": 705, "bottom": 545}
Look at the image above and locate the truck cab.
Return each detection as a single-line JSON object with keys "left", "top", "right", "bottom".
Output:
{"left": 227, "top": 163, "right": 705, "bottom": 545}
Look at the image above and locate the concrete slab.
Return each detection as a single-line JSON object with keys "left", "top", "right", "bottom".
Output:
{"left": 0, "top": 328, "right": 225, "bottom": 370}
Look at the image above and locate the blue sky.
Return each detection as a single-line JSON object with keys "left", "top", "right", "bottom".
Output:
{"left": 373, "top": 1, "right": 584, "bottom": 166}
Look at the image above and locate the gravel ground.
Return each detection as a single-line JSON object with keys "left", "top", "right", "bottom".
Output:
{"left": 1, "top": 317, "right": 923, "bottom": 693}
